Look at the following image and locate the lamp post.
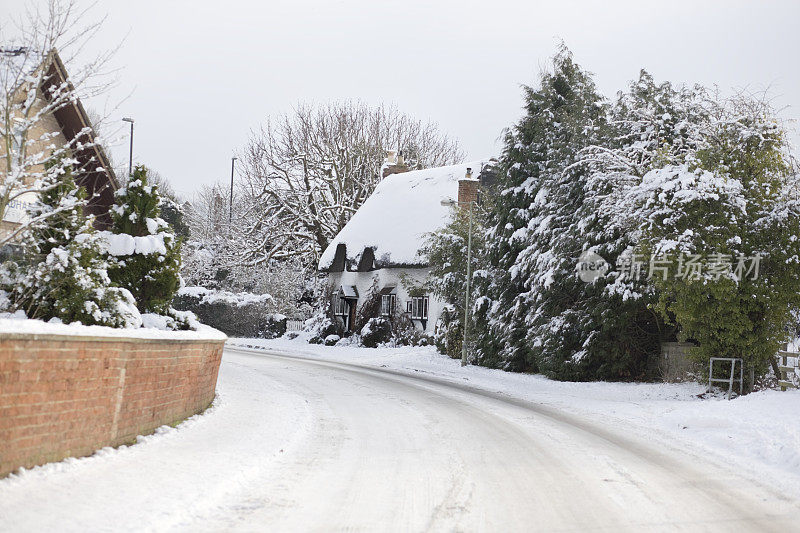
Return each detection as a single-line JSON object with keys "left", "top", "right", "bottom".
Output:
{"left": 122, "top": 117, "right": 134, "bottom": 176}
{"left": 229, "top": 156, "right": 238, "bottom": 224}
{"left": 441, "top": 196, "right": 475, "bottom": 367}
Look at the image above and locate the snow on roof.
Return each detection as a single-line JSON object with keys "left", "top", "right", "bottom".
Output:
{"left": 339, "top": 285, "right": 359, "bottom": 298}
{"left": 319, "top": 161, "right": 487, "bottom": 271}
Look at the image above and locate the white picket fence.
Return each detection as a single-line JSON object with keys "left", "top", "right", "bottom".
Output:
{"left": 286, "top": 319, "right": 304, "bottom": 332}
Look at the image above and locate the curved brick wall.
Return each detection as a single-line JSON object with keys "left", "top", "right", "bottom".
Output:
{"left": 0, "top": 332, "right": 224, "bottom": 478}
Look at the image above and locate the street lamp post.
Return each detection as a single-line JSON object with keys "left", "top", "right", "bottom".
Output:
{"left": 229, "top": 156, "right": 238, "bottom": 224}
{"left": 122, "top": 117, "right": 134, "bottom": 176}
{"left": 441, "top": 197, "right": 475, "bottom": 367}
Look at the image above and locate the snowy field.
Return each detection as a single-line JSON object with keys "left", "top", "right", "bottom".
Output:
{"left": 232, "top": 336, "right": 800, "bottom": 495}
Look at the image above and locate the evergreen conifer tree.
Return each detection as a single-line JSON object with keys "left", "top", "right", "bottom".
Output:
{"left": 630, "top": 93, "right": 800, "bottom": 380}
{"left": 475, "top": 46, "right": 610, "bottom": 375}
{"left": 561, "top": 72, "right": 706, "bottom": 379}
{"left": 106, "top": 165, "right": 182, "bottom": 315}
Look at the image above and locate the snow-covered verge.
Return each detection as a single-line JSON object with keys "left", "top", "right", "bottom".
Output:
{"left": 0, "top": 314, "right": 226, "bottom": 340}
{"left": 229, "top": 335, "right": 800, "bottom": 494}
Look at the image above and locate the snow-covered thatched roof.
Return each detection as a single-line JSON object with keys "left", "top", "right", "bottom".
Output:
{"left": 319, "top": 160, "right": 489, "bottom": 272}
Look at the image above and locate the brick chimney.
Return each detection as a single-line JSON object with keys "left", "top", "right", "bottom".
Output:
{"left": 458, "top": 167, "right": 479, "bottom": 206}
{"left": 382, "top": 150, "right": 410, "bottom": 178}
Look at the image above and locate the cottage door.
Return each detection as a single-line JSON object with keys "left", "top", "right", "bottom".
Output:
{"left": 347, "top": 300, "right": 357, "bottom": 333}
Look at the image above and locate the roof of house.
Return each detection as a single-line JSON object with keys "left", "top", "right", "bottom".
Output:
{"left": 1, "top": 48, "right": 118, "bottom": 227}
{"left": 319, "top": 160, "right": 490, "bottom": 272}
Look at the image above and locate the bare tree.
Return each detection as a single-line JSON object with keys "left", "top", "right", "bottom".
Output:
{"left": 0, "top": 0, "right": 118, "bottom": 245}
{"left": 239, "top": 101, "right": 464, "bottom": 266}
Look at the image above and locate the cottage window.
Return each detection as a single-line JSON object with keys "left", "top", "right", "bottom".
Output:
{"left": 410, "top": 296, "right": 429, "bottom": 320}
{"left": 380, "top": 294, "right": 396, "bottom": 316}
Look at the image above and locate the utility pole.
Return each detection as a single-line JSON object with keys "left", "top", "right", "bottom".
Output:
{"left": 122, "top": 117, "right": 134, "bottom": 176}
{"left": 461, "top": 200, "right": 474, "bottom": 367}
{"left": 229, "top": 156, "right": 237, "bottom": 224}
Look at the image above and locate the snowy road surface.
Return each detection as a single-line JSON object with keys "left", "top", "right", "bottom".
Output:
{"left": 1, "top": 346, "right": 798, "bottom": 532}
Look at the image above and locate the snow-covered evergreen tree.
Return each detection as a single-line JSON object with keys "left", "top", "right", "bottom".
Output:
{"left": 3, "top": 164, "right": 140, "bottom": 327}
{"left": 561, "top": 72, "right": 707, "bottom": 379}
{"left": 419, "top": 204, "right": 487, "bottom": 359}
{"left": 474, "top": 57, "right": 726, "bottom": 380}
{"left": 103, "top": 165, "right": 181, "bottom": 314}
{"left": 475, "top": 46, "right": 612, "bottom": 376}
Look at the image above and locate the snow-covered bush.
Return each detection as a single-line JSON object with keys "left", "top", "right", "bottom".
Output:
{"left": 306, "top": 315, "right": 343, "bottom": 345}
{"left": 628, "top": 95, "right": 800, "bottom": 380}
{"left": 141, "top": 308, "right": 200, "bottom": 331}
{"left": 101, "top": 165, "right": 181, "bottom": 315}
{"left": 181, "top": 238, "right": 312, "bottom": 318}
{"left": 323, "top": 334, "right": 341, "bottom": 346}
{"left": 434, "top": 305, "right": 462, "bottom": 359}
{"left": 353, "top": 278, "right": 381, "bottom": 333}
{"left": 2, "top": 165, "right": 141, "bottom": 328}
{"left": 360, "top": 317, "right": 392, "bottom": 348}
{"left": 391, "top": 313, "right": 432, "bottom": 347}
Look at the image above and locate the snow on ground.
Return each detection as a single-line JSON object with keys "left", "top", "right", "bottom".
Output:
{"left": 1, "top": 335, "right": 797, "bottom": 530}
{"left": 0, "top": 354, "right": 313, "bottom": 531}
{"left": 229, "top": 335, "right": 800, "bottom": 494}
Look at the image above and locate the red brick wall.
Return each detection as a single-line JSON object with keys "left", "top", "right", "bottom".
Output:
{"left": 0, "top": 334, "right": 224, "bottom": 478}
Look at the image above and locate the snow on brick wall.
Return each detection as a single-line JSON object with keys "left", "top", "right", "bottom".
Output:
{"left": 0, "top": 334, "right": 224, "bottom": 478}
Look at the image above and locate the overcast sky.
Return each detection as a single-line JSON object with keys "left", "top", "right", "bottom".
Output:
{"left": 5, "top": 0, "right": 800, "bottom": 198}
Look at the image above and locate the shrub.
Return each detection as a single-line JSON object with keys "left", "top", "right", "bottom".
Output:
{"left": 4, "top": 164, "right": 141, "bottom": 328}
{"left": 172, "top": 286, "right": 285, "bottom": 338}
{"left": 361, "top": 317, "right": 392, "bottom": 347}
{"left": 434, "top": 306, "right": 463, "bottom": 359}
{"left": 324, "top": 334, "right": 341, "bottom": 346}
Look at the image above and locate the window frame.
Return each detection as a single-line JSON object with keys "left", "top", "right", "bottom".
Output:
{"left": 410, "top": 296, "right": 429, "bottom": 320}
{"left": 380, "top": 294, "right": 396, "bottom": 317}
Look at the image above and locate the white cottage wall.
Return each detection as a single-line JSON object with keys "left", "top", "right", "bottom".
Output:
{"left": 328, "top": 267, "right": 444, "bottom": 334}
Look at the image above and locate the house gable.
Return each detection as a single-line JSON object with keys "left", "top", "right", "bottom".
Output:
{"left": 1, "top": 49, "right": 118, "bottom": 232}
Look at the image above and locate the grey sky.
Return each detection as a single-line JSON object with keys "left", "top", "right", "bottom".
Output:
{"left": 6, "top": 0, "right": 800, "bottom": 198}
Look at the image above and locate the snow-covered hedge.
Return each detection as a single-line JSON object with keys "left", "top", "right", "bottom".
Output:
{"left": 173, "top": 286, "right": 285, "bottom": 338}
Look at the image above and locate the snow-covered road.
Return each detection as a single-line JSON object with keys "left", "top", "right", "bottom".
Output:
{"left": 2, "top": 346, "right": 798, "bottom": 532}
